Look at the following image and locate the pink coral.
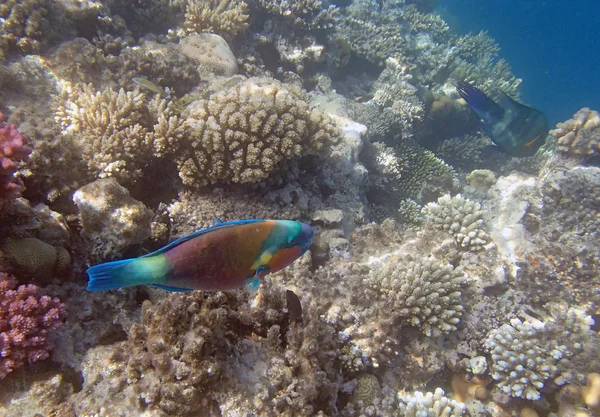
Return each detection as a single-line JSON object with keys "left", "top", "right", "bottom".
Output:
{"left": 0, "top": 272, "right": 66, "bottom": 379}
{"left": 0, "top": 112, "right": 32, "bottom": 207}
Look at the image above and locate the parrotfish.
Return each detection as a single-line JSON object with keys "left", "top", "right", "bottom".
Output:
{"left": 86, "top": 218, "right": 313, "bottom": 292}
{"left": 456, "top": 80, "right": 548, "bottom": 157}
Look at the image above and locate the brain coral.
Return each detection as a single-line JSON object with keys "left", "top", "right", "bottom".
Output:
{"left": 164, "top": 77, "right": 341, "bottom": 186}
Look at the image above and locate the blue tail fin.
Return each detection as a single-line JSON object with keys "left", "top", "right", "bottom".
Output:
{"left": 455, "top": 80, "right": 504, "bottom": 124}
{"left": 87, "top": 259, "right": 141, "bottom": 291}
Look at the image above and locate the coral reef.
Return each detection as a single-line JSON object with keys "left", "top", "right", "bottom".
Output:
{"left": 55, "top": 82, "right": 184, "bottom": 185}
{"left": 551, "top": 107, "right": 600, "bottom": 159}
{"left": 179, "top": 33, "right": 238, "bottom": 76}
{"left": 0, "top": 272, "right": 65, "bottom": 379}
{"left": 183, "top": 0, "right": 249, "bottom": 38}
{"left": 362, "top": 256, "right": 468, "bottom": 337}
{"left": 170, "top": 77, "right": 341, "bottom": 186}
{"left": 422, "top": 194, "right": 489, "bottom": 251}
{"left": 398, "top": 388, "right": 466, "bottom": 417}
{"left": 73, "top": 178, "right": 154, "bottom": 261}
{"left": 486, "top": 310, "right": 600, "bottom": 400}
{"left": 1, "top": 237, "right": 71, "bottom": 282}
{"left": 257, "top": 0, "right": 339, "bottom": 33}
{"left": 0, "top": 112, "right": 31, "bottom": 208}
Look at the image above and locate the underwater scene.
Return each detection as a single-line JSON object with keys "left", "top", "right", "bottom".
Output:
{"left": 0, "top": 0, "right": 598, "bottom": 416}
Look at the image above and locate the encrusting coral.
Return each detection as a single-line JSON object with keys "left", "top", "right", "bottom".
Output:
{"left": 169, "top": 77, "right": 341, "bottom": 186}
{"left": 0, "top": 271, "right": 66, "bottom": 379}
{"left": 422, "top": 194, "right": 489, "bottom": 251}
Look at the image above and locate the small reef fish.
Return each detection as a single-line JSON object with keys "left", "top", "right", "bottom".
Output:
{"left": 456, "top": 80, "right": 548, "bottom": 157}
{"left": 286, "top": 289, "right": 303, "bottom": 326}
{"left": 87, "top": 218, "right": 314, "bottom": 292}
{"left": 132, "top": 77, "right": 168, "bottom": 98}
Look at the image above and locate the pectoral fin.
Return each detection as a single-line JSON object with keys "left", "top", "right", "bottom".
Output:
{"left": 245, "top": 265, "right": 271, "bottom": 292}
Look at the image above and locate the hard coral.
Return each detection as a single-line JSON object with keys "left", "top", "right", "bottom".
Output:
{"left": 55, "top": 82, "right": 184, "bottom": 185}
{"left": 551, "top": 107, "right": 600, "bottom": 158}
{"left": 183, "top": 0, "right": 249, "bottom": 39}
{"left": 422, "top": 194, "right": 489, "bottom": 251}
{"left": 258, "top": 0, "right": 340, "bottom": 33}
{"left": 0, "top": 272, "right": 66, "bottom": 379}
{"left": 0, "top": 112, "right": 31, "bottom": 208}
{"left": 364, "top": 256, "right": 468, "bottom": 337}
{"left": 398, "top": 387, "right": 466, "bottom": 417}
{"left": 169, "top": 77, "right": 341, "bottom": 186}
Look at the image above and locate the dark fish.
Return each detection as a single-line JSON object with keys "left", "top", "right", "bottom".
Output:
{"left": 456, "top": 80, "right": 548, "bottom": 157}
{"left": 286, "top": 289, "right": 303, "bottom": 326}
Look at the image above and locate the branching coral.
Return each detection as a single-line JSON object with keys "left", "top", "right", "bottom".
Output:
{"left": 183, "top": 0, "right": 249, "bottom": 38}
{"left": 363, "top": 256, "right": 468, "bottom": 337}
{"left": 422, "top": 194, "right": 489, "bottom": 251}
{"left": 398, "top": 388, "right": 466, "bottom": 417}
{"left": 258, "top": 0, "right": 339, "bottom": 32}
{"left": 0, "top": 112, "right": 31, "bottom": 208}
{"left": 551, "top": 107, "right": 600, "bottom": 158}
{"left": 168, "top": 77, "right": 341, "bottom": 186}
{"left": 55, "top": 82, "right": 184, "bottom": 185}
{"left": 0, "top": 272, "right": 66, "bottom": 379}
{"left": 486, "top": 309, "right": 600, "bottom": 400}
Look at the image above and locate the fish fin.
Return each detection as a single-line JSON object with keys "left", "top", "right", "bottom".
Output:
{"left": 455, "top": 80, "right": 504, "bottom": 124}
{"left": 87, "top": 255, "right": 169, "bottom": 291}
{"left": 152, "top": 284, "right": 193, "bottom": 292}
{"left": 213, "top": 215, "right": 224, "bottom": 225}
{"left": 142, "top": 219, "right": 266, "bottom": 258}
{"left": 246, "top": 276, "right": 261, "bottom": 293}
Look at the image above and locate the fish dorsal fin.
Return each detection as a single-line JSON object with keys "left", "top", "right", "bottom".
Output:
{"left": 213, "top": 215, "right": 224, "bottom": 225}
{"left": 142, "top": 219, "right": 266, "bottom": 258}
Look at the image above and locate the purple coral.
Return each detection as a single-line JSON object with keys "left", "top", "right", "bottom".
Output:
{"left": 0, "top": 112, "right": 32, "bottom": 207}
{"left": 0, "top": 272, "right": 66, "bottom": 379}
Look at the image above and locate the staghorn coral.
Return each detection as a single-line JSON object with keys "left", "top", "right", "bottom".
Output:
{"left": 0, "top": 112, "right": 31, "bottom": 208}
{"left": 422, "top": 194, "right": 489, "bottom": 251}
{"left": 0, "top": 272, "right": 66, "bottom": 379}
{"left": 73, "top": 178, "right": 154, "bottom": 261}
{"left": 165, "top": 77, "right": 341, "bottom": 186}
{"left": 551, "top": 107, "right": 600, "bottom": 158}
{"left": 258, "top": 0, "right": 339, "bottom": 33}
{"left": 398, "top": 387, "right": 466, "bottom": 417}
{"left": 486, "top": 309, "right": 600, "bottom": 401}
{"left": 436, "top": 133, "right": 492, "bottom": 173}
{"left": 363, "top": 255, "right": 468, "bottom": 337}
{"left": 55, "top": 82, "right": 185, "bottom": 185}
{"left": 183, "top": 0, "right": 249, "bottom": 38}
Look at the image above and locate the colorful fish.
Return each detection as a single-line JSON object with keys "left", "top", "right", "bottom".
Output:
{"left": 456, "top": 80, "right": 548, "bottom": 157}
{"left": 86, "top": 218, "right": 313, "bottom": 292}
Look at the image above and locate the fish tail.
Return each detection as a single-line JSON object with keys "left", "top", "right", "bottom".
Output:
{"left": 86, "top": 256, "right": 169, "bottom": 291}
{"left": 455, "top": 80, "right": 504, "bottom": 123}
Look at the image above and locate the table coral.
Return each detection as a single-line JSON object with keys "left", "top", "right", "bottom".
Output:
{"left": 0, "top": 111, "right": 31, "bottom": 209}
{"left": 422, "top": 194, "right": 489, "bottom": 251}
{"left": 364, "top": 256, "right": 468, "bottom": 337}
{"left": 168, "top": 77, "right": 341, "bottom": 186}
{"left": 0, "top": 272, "right": 66, "bottom": 379}
{"left": 183, "top": 0, "right": 249, "bottom": 38}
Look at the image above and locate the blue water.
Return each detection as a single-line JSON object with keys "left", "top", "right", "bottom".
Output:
{"left": 438, "top": 0, "right": 599, "bottom": 126}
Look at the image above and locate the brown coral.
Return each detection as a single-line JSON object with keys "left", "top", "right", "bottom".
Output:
{"left": 551, "top": 107, "right": 600, "bottom": 157}
{"left": 162, "top": 77, "right": 341, "bottom": 186}
{"left": 183, "top": 0, "right": 249, "bottom": 38}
